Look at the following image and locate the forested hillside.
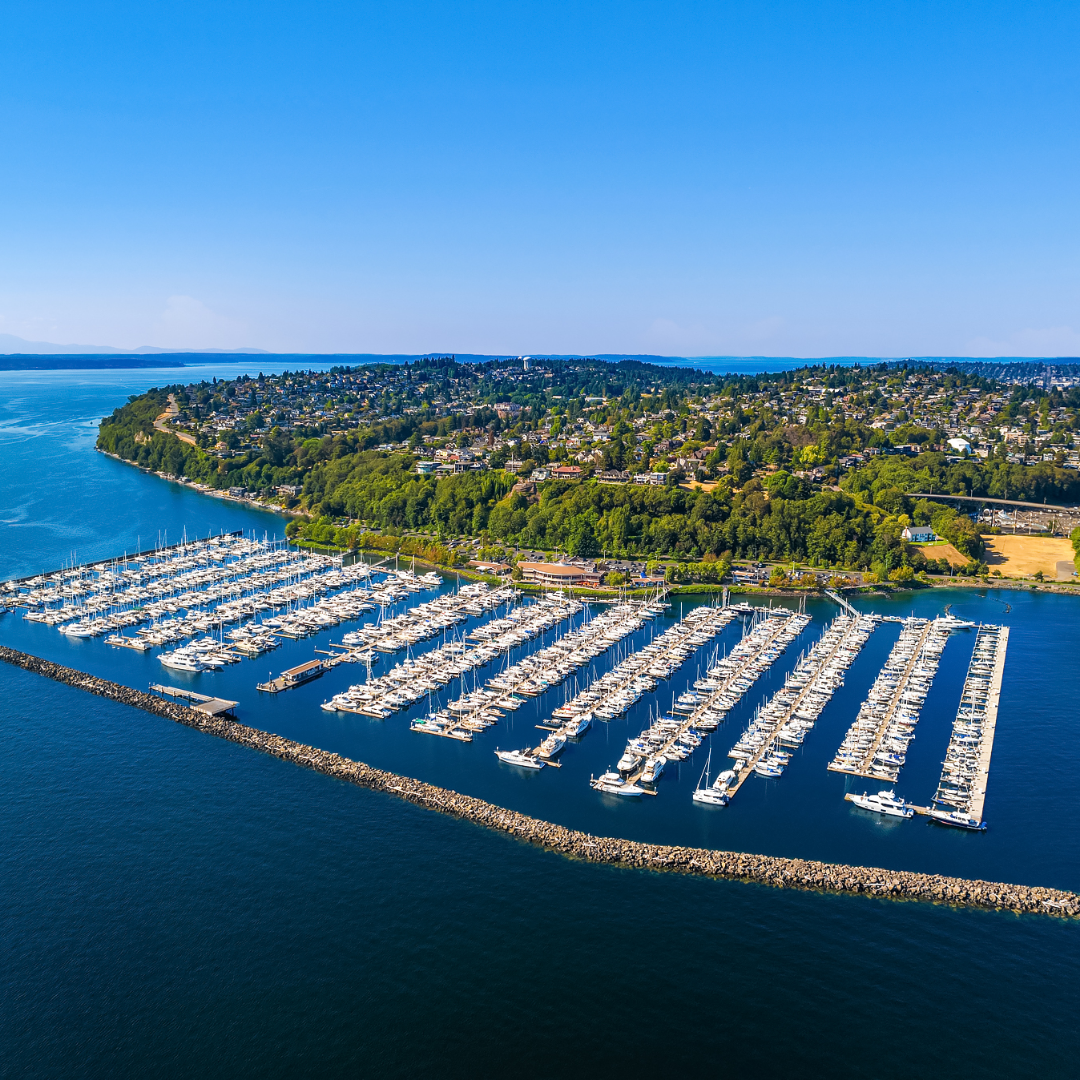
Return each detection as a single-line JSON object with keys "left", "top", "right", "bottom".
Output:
{"left": 97, "top": 360, "right": 1080, "bottom": 580}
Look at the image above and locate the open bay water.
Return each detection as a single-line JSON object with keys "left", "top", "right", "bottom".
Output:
{"left": 2, "top": 370, "right": 1079, "bottom": 1077}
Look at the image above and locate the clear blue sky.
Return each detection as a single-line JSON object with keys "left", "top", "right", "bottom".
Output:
{"left": 1, "top": 1, "right": 1077, "bottom": 356}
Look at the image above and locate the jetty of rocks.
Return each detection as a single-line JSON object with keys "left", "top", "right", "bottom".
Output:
{"left": 2, "top": 644, "right": 1076, "bottom": 919}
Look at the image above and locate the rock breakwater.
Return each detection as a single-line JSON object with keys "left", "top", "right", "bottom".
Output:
{"left": 2, "top": 644, "right": 1077, "bottom": 919}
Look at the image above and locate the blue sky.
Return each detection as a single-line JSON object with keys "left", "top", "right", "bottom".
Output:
{"left": 1, "top": 1, "right": 1077, "bottom": 356}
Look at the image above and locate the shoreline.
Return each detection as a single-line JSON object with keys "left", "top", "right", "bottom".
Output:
{"left": 1, "top": 643, "right": 1075, "bottom": 920}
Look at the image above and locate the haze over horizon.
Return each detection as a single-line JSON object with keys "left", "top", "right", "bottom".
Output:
{"left": 2, "top": 2, "right": 1077, "bottom": 358}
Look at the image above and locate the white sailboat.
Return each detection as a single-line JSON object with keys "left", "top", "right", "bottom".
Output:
{"left": 692, "top": 749, "right": 728, "bottom": 805}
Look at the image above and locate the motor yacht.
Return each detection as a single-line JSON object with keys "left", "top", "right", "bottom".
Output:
{"left": 848, "top": 789, "right": 914, "bottom": 818}
{"left": 494, "top": 748, "right": 545, "bottom": 769}
{"left": 590, "top": 771, "right": 644, "bottom": 796}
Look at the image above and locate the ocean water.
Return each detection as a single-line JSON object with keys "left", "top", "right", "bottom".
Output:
{"left": 2, "top": 370, "right": 1079, "bottom": 1078}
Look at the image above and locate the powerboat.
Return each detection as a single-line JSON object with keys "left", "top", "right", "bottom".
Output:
{"left": 536, "top": 733, "right": 566, "bottom": 759}
{"left": 590, "top": 771, "right": 645, "bottom": 796}
{"left": 495, "top": 748, "right": 545, "bottom": 769}
{"left": 847, "top": 789, "right": 914, "bottom": 818}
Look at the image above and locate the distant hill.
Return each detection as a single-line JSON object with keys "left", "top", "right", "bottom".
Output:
{"left": 0, "top": 333, "right": 269, "bottom": 356}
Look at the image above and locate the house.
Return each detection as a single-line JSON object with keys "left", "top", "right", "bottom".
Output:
{"left": 415, "top": 460, "right": 438, "bottom": 475}
{"left": 550, "top": 465, "right": 582, "bottom": 480}
{"left": 597, "top": 469, "right": 630, "bottom": 484}
{"left": 633, "top": 472, "right": 666, "bottom": 486}
{"left": 516, "top": 561, "right": 604, "bottom": 587}
{"left": 901, "top": 526, "right": 937, "bottom": 543}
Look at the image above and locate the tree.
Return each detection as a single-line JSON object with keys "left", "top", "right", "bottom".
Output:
{"left": 568, "top": 517, "right": 600, "bottom": 558}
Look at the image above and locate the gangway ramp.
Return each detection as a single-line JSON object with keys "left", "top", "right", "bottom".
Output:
{"left": 149, "top": 684, "right": 239, "bottom": 716}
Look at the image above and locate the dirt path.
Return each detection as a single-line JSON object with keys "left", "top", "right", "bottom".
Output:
{"left": 153, "top": 394, "right": 197, "bottom": 446}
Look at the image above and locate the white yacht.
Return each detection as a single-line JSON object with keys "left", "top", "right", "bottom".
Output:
{"left": 753, "top": 758, "right": 784, "bottom": 777}
{"left": 848, "top": 789, "right": 914, "bottom": 818}
{"left": 562, "top": 712, "right": 592, "bottom": 737}
{"left": 159, "top": 649, "right": 207, "bottom": 672}
{"left": 536, "top": 733, "right": 566, "bottom": 759}
{"left": 590, "top": 770, "right": 645, "bottom": 796}
{"left": 640, "top": 756, "right": 666, "bottom": 783}
{"left": 494, "top": 748, "right": 545, "bottom": 770}
{"left": 927, "top": 808, "right": 986, "bottom": 830}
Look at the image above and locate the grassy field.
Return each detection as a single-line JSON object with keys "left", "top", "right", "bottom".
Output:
{"left": 982, "top": 534, "right": 1076, "bottom": 579}
{"left": 911, "top": 540, "right": 969, "bottom": 568}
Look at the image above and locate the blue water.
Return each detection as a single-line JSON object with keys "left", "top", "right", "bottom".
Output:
{"left": 2, "top": 370, "right": 1079, "bottom": 1077}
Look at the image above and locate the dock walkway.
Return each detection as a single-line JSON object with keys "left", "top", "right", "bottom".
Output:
{"left": 623, "top": 609, "right": 809, "bottom": 789}
{"left": 724, "top": 614, "right": 876, "bottom": 801}
{"left": 927, "top": 624, "right": 1009, "bottom": 828}
{"left": 149, "top": 683, "right": 239, "bottom": 716}
{"left": 827, "top": 618, "right": 950, "bottom": 781}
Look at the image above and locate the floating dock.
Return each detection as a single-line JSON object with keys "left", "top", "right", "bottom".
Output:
{"left": 257, "top": 659, "right": 326, "bottom": 693}
{"left": 149, "top": 684, "right": 239, "bottom": 716}
{"left": 622, "top": 609, "right": 808, "bottom": 790}
{"left": 724, "top": 613, "right": 876, "bottom": 801}
{"left": 923, "top": 624, "right": 1009, "bottom": 828}
{"left": 827, "top": 617, "right": 950, "bottom": 781}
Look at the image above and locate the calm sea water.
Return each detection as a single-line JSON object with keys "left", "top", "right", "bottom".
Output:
{"left": 2, "top": 369, "right": 1078, "bottom": 1078}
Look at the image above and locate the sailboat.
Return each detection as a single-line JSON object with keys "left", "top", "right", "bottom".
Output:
{"left": 692, "top": 749, "right": 729, "bottom": 805}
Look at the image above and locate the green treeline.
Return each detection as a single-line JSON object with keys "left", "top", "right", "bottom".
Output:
{"left": 98, "top": 371, "right": 1080, "bottom": 580}
{"left": 283, "top": 461, "right": 983, "bottom": 577}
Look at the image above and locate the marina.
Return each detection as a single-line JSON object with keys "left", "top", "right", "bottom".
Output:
{"left": 322, "top": 587, "right": 579, "bottom": 724}
{"left": 6, "top": 532, "right": 412, "bottom": 658}
{"left": 723, "top": 613, "right": 877, "bottom": 800}
{"left": 502, "top": 603, "right": 740, "bottom": 785}
{"left": 611, "top": 606, "right": 812, "bottom": 797}
{"left": 0, "top": 527, "right": 1024, "bottom": 840}
{"left": 430, "top": 597, "right": 654, "bottom": 743}
{"left": 921, "top": 624, "right": 1010, "bottom": 830}
{"left": 827, "top": 617, "right": 952, "bottom": 781}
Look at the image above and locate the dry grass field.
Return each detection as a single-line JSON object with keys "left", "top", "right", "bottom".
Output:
{"left": 911, "top": 541, "right": 969, "bottom": 568}
{"left": 982, "top": 534, "right": 1077, "bottom": 579}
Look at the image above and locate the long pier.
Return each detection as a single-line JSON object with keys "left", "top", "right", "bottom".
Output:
{"left": 725, "top": 614, "right": 875, "bottom": 800}
{"left": 0, "top": 642, "right": 1072, "bottom": 918}
{"left": 827, "top": 618, "right": 949, "bottom": 781}
{"left": 622, "top": 609, "right": 809, "bottom": 788}
{"left": 923, "top": 624, "right": 1010, "bottom": 828}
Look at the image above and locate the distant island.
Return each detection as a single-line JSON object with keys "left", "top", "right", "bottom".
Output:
{"left": 0, "top": 356, "right": 187, "bottom": 371}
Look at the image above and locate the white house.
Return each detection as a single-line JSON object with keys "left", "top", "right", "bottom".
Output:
{"left": 901, "top": 526, "right": 937, "bottom": 543}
